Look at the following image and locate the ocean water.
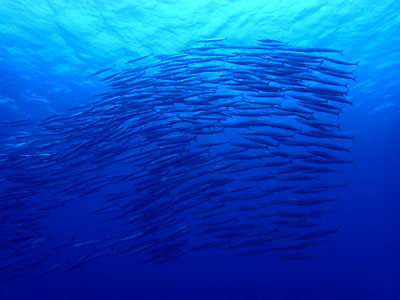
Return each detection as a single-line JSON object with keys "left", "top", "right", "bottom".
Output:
{"left": 0, "top": 0, "right": 399, "bottom": 299}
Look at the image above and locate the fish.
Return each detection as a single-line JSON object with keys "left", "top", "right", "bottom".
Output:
{"left": 125, "top": 54, "right": 152, "bottom": 64}
{"left": 0, "top": 38, "right": 355, "bottom": 281}
{"left": 89, "top": 66, "right": 113, "bottom": 77}
{"left": 197, "top": 38, "right": 226, "bottom": 43}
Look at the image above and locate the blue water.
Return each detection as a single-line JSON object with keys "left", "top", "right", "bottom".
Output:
{"left": 0, "top": 1, "right": 399, "bottom": 299}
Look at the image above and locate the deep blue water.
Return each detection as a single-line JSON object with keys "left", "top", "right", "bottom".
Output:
{"left": 0, "top": 1, "right": 399, "bottom": 299}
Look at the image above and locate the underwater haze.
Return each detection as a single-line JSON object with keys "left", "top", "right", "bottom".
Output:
{"left": 0, "top": 0, "right": 399, "bottom": 299}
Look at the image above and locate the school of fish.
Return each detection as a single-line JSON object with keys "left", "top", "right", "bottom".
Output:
{"left": 0, "top": 39, "right": 356, "bottom": 284}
